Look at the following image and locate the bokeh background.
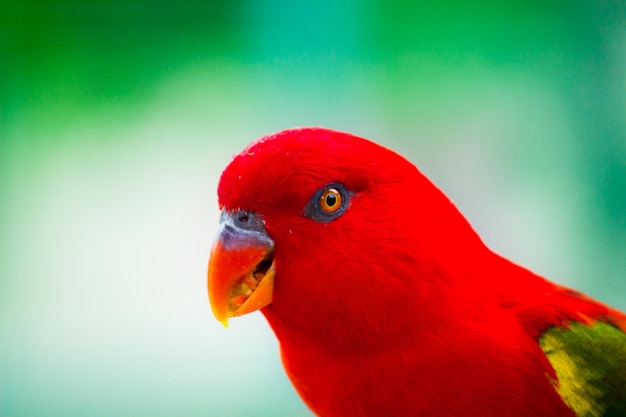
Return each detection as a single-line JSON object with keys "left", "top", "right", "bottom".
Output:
{"left": 2, "top": 1, "right": 625, "bottom": 416}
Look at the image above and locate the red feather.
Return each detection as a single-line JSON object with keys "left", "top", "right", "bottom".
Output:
{"left": 216, "top": 127, "right": 626, "bottom": 417}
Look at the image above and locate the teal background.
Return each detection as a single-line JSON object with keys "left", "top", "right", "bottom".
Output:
{"left": 2, "top": 1, "right": 625, "bottom": 416}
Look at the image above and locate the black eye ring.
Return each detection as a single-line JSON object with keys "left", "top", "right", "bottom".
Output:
{"left": 303, "top": 183, "right": 352, "bottom": 222}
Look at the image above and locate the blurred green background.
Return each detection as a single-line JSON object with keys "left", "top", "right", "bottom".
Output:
{"left": 1, "top": 1, "right": 625, "bottom": 416}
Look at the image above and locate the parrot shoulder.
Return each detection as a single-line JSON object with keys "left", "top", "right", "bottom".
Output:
{"left": 538, "top": 320, "right": 626, "bottom": 417}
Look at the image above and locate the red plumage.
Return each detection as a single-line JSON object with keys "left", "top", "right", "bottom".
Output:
{"left": 213, "top": 127, "right": 626, "bottom": 416}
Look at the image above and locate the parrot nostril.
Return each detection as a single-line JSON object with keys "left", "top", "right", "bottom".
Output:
{"left": 229, "top": 210, "right": 269, "bottom": 234}
{"left": 225, "top": 209, "right": 269, "bottom": 235}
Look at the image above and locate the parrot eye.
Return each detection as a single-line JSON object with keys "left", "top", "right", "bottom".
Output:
{"left": 320, "top": 188, "right": 342, "bottom": 213}
{"left": 303, "top": 183, "right": 352, "bottom": 222}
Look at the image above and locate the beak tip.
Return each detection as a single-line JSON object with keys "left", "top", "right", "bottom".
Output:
{"left": 209, "top": 296, "right": 230, "bottom": 328}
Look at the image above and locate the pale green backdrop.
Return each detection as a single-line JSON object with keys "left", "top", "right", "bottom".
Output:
{"left": 2, "top": 1, "right": 625, "bottom": 416}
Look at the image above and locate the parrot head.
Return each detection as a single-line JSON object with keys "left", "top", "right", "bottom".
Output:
{"left": 208, "top": 127, "right": 482, "bottom": 330}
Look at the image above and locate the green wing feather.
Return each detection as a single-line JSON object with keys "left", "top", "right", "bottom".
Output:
{"left": 539, "top": 321, "right": 626, "bottom": 417}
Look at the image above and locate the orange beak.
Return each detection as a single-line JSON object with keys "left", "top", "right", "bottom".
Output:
{"left": 207, "top": 211, "right": 275, "bottom": 327}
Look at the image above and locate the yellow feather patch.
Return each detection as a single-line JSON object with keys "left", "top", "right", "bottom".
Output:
{"left": 539, "top": 321, "right": 626, "bottom": 417}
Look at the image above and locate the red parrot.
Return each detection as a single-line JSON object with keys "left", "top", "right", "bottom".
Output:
{"left": 207, "top": 127, "right": 626, "bottom": 417}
